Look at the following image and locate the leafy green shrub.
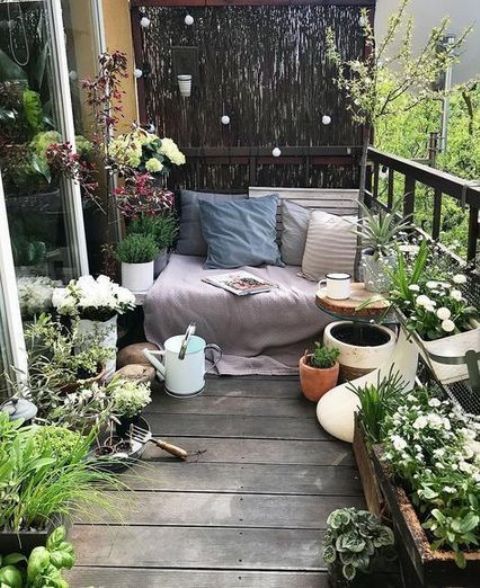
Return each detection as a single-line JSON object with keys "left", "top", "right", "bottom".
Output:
{"left": 323, "top": 508, "right": 395, "bottom": 584}
{"left": 12, "top": 238, "right": 46, "bottom": 267}
{"left": 308, "top": 343, "right": 340, "bottom": 369}
{"left": 108, "top": 377, "right": 152, "bottom": 418}
{"left": 0, "top": 414, "right": 121, "bottom": 532}
{"left": 128, "top": 213, "right": 178, "bottom": 250}
{"left": 116, "top": 233, "right": 158, "bottom": 263}
{"left": 0, "top": 525, "right": 75, "bottom": 587}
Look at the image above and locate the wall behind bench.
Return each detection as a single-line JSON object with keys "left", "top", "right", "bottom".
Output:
{"left": 132, "top": 2, "right": 370, "bottom": 190}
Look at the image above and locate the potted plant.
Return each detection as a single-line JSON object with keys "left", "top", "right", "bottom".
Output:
{"left": 0, "top": 526, "right": 75, "bottom": 586}
{"left": 24, "top": 314, "right": 114, "bottom": 398}
{"left": 322, "top": 508, "right": 396, "bottom": 587}
{"left": 11, "top": 236, "right": 47, "bottom": 277}
{"left": 349, "top": 369, "right": 405, "bottom": 516}
{"left": 128, "top": 212, "right": 178, "bottom": 277}
{"left": 354, "top": 201, "right": 410, "bottom": 293}
{"left": 372, "top": 386, "right": 480, "bottom": 583}
{"left": 323, "top": 321, "right": 396, "bottom": 382}
{"left": 0, "top": 416, "right": 121, "bottom": 553}
{"left": 299, "top": 343, "right": 340, "bottom": 401}
{"left": 116, "top": 233, "right": 158, "bottom": 293}
{"left": 109, "top": 378, "right": 152, "bottom": 437}
{"left": 17, "top": 276, "right": 60, "bottom": 321}
{"left": 52, "top": 275, "right": 136, "bottom": 377}
{"left": 389, "top": 240, "right": 479, "bottom": 384}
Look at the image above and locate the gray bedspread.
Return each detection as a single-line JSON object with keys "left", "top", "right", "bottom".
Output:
{"left": 143, "top": 254, "right": 332, "bottom": 375}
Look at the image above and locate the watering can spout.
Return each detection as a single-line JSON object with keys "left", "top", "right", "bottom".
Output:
{"left": 143, "top": 348, "right": 166, "bottom": 381}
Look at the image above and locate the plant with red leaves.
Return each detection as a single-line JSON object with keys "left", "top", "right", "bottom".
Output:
{"left": 114, "top": 172, "right": 174, "bottom": 220}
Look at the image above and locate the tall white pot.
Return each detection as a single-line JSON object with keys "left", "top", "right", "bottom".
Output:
{"left": 121, "top": 261, "right": 154, "bottom": 293}
{"left": 78, "top": 315, "right": 118, "bottom": 379}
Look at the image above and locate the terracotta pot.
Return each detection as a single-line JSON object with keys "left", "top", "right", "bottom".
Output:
{"left": 299, "top": 355, "right": 339, "bottom": 402}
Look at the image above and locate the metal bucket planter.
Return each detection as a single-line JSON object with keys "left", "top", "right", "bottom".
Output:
{"left": 154, "top": 248, "right": 169, "bottom": 278}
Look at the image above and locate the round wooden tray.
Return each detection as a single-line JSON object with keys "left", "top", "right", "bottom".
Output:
{"left": 315, "top": 282, "right": 390, "bottom": 320}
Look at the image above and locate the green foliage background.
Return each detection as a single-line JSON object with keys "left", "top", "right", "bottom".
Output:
{"left": 375, "top": 72, "right": 480, "bottom": 256}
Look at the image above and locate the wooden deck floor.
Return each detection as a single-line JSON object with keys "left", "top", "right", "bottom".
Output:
{"left": 68, "top": 376, "right": 363, "bottom": 587}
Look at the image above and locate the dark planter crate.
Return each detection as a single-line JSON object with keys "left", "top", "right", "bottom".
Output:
{"left": 0, "top": 517, "right": 68, "bottom": 556}
{"left": 372, "top": 446, "right": 480, "bottom": 588}
{"left": 352, "top": 416, "right": 384, "bottom": 517}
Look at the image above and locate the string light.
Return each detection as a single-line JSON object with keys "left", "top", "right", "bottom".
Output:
{"left": 272, "top": 147, "right": 282, "bottom": 158}
{"left": 221, "top": 115, "right": 230, "bottom": 125}
{"left": 134, "top": 68, "right": 143, "bottom": 79}
{"left": 140, "top": 16, "right": 151, "bottom": 28}
{"left": 185, "top": 14, "right": 194, "bottom": 26}
{"left": 322, "top": 115, "right": 332, "bottom": 125}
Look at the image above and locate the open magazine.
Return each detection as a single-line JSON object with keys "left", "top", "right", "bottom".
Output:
{"left": 202, "top": 271, "right": 275, "bottom": 296}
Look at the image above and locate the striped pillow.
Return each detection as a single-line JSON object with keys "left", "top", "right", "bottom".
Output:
{"left": 301, "top": 210, "right": 357, "bottom": 281}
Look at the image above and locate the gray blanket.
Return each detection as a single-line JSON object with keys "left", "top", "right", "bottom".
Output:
{"left": 143, "top": 254, "right": 332, "bottom": 375}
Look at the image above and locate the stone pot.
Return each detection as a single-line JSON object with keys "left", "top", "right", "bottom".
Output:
{"left": 323, "top": 321, "right": 396, "bottom": 382}
{"left": 299, "top": 355, "right": 339, "bottom": 402}
{"left": 154, "top": 248, "right": 169, "bottom": 278}
{"left": 362, "top": 249, "right": 396, "bottom": 293}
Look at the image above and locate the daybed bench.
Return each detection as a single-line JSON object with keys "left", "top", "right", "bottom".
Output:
{"left": 143, "top": 187, "right": 358, "bottom": 375}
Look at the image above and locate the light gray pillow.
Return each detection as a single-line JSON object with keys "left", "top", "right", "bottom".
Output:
{"left": 301, "top": 210, "right": 357, "bottom": 280}
{"left": 281, "top": 200, "right": 311, "bottom": 266}
{"left": 177, "top": 190, "right": 248, "bottom": 256}
{"left": 199, "top": 194, "right": 283, "bottom": 269}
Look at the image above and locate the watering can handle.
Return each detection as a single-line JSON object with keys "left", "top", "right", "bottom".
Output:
{"left": 178, "top": 323, "right": 196, "bottom": 360}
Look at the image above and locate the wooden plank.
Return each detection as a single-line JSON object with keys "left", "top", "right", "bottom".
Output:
{"left": 249, "top": 186, "right": 358, "bottom": 200}
{"left": 203, "top": 375, "right": 300, "bottom": 398}
{"left": 146, "top": 413, "right": 327, "bottom": 440}
{"left": 130, "top": 7, "right": 147, "bottom": 123}
{"left": 142, "top": 437, "right": 355, "bottom": 465}
{"left": 68, "top": 568, "right": 329, "bottom": 588}
{"left": 123, "top": 462, "right": 362, "bottom": 495}
{"left": 404, "top": 175, "right": 416, "bottom": 221}
{"left": 70, "top": 525, "right": 327, "bottom": 570}
{"left": 147, "top": 396, "right": 315, "bottom": 418}
{"left": 84, "top": 491, "right": 364, "bottom": 527}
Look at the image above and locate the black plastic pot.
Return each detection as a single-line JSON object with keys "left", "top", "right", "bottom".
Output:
{"left": 115, "top": 414, "right": 141, "bottom": 438}
{"left": 0, "top": 516, "right": 67, "bottom": 556}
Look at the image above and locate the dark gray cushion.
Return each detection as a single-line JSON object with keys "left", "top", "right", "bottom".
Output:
{"left": 177, "top": 190, "right": 248, "bottom": 256}
{"left": 281, "top": 199, "right": 311, "bottom": 266}
{"left": 199, "top": 194, "right": 284, "bottom": 269}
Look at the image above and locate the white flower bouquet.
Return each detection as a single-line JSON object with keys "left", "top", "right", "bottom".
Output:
{"left": 17, "top": 276, "right": 61, "bottom": 319}
{"left": 109, "top": 128, "right": 186, "bottom": 176}
{"left": 53, "top": 274, "right": 136, "bottom": 322}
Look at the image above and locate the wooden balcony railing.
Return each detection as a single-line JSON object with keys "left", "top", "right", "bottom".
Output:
{"left": 366, "top": 147, "right": 480, "bottom": 265}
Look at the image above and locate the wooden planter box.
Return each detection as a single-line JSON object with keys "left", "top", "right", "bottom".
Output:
{"left": 372, "top": 446, "right": 480, "bottom": 587}
{"left": 352, "top": 416, "right": 383, "bottom": 517}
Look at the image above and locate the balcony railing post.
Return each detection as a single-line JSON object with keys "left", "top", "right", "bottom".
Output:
{"left": 467, "top": 206, "right": 479, "bottom": 263}
{"left": 387, "top": 168, "right": 394, "bottom": 209}
{"left": 404, "top": 176, "right": 416, "bottom": 222}
{"left": 432, "top": 189, "right": 442, "bottom": 240}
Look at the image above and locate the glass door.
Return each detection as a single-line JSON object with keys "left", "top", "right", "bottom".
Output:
{"left": 0, "top": 0, "right": 89, "bottom": 324}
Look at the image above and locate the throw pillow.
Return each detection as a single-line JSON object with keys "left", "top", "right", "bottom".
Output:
{"left": 301, "top": 210, "right": 357, "bottom": 280}
{"left": 199, "top": 194, "right": 284, "bottom": 269}
{"left": 281, "top": 199, "right": 311, "bottom": 266}
{"left": 176, "top": 190, "right": 248, "bottom": 256}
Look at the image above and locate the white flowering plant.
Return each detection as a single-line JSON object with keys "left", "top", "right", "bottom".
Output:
{"left": 109, "top": 128, "right": 185, "bottom": 177}
{"left": 389, "top": 241, "right": 478, "bottom": 340}
{"left": 17, "top": 276, "right": 61, "bottom": 319}
{"left": 108, "top": 377, "right": 152, "bottom": 419}
{"left": 53, "top": 274, "right": 135, "bottom": 322}
{"left": 382, "top": 387, "right": 480, "bottom": 567}
{"left": 48, "top": 382, "right": 113, "bottom": 431}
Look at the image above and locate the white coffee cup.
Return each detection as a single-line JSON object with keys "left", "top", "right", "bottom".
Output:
{"left": 319, "top": 273, "right": 352, "bottom": 300}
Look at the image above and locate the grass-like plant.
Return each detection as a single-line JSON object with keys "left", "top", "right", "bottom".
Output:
{"left": 308, "top": 343, "right": 340, "bottom": 369}
{"left": 0, "top": 415, "right": 124, "bottom": 532}
{"left": 116, "top": 233, "right": 158, "bottom": 263}
{"left": 323, "top": 508, "right": 395, "bottom": 584}
{"left": 348, "top": 368, "right": 406, "bottom": 447}
{"left": 128, "top": 213, "right": 178, "bottom": 250}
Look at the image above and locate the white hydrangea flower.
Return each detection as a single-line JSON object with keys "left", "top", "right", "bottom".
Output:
{"left": 451, "top": 289, "right": 463, "bottom": 301}
{"left": 408, "top": 284, "right": 420, "bottom": 292}
{"left": 436, "top": 307, "right": 451, "bottom": 321}
{"left": 453, "top": 274, "right": 467, "bottom": 285}
{"left": 391, "top": 435, "right": 408, "bottom": 451}
{"left": 426, "top": 281, "right": 438, "bottom": 289}
{"left": 416, "top": 295, "right": 432, "bottom": 307}
{"left": 413, "top": 416, "right": 428, "bottom": 430}
{"left": 428, "top": 398, "right": 441, "bottom": 408}
{"left": 441, "top": 319, "right": 455, "bottom": 333}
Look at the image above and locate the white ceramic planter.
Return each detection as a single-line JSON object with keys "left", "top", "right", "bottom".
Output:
{"left": 177, "top": 74, "right": 192, "bottom": 97}
{"left": 121, "top": 261, "right": 154, "bottom": 293}
{"left": 78, "top": 315, "right": 118, "bottom": 379}
{"left": 323, "top": 320, "right": 396, "bottom": 381}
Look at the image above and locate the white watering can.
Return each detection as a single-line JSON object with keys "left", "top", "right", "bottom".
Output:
{"left": 143, "top": 323, "right": 222, "bottom": 397}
